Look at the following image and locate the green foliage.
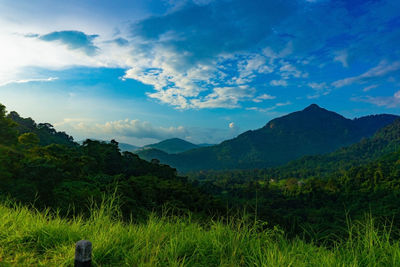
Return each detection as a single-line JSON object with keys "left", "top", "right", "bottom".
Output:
{"left": 18, "top": 132, "right": 40, "bottom": 148}
{"left": 7, "top": 111, "right": 76, "bottom": 147}
{"left": 0, "top": 104, "right": 18, "bottom": 145}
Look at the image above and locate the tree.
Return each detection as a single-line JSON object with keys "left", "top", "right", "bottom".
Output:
{"left": 0, "top": 104, "right": 18, "bottom": 145}
{"left": 18, "top": 133, "right": 40, "bottom": 148}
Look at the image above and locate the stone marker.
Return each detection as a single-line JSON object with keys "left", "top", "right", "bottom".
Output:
{"left": 75, "top": 240, "right": 92, "bottom": 267}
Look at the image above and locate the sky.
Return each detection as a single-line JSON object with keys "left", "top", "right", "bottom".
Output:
{"left": 0, "top": 0, "right": 400, "bottom": 146}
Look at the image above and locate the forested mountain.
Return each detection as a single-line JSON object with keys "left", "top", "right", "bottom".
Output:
{"left": 0, "top": 103, "right": 221, "bottom": 218}
{"left": 139, "top": 104, "right": 399, "bottom": 172}
{"left": 139, "top": 138, "right": 199, "bottom": 154}
{"left": 190, "top": 118, "right": 400, "bottom": 182}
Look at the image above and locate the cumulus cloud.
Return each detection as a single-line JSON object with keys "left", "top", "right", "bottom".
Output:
{"left": 59, "top": 118, "right": 188, "bottom": 140}
{"left": 100, "top": 119, "right": 188, "bottom": 140}
{"left": 190, "top": 86, "right": 255, "bottom": 108}
{"left": 119, "top": 0, "right": 298, "bottom": 108}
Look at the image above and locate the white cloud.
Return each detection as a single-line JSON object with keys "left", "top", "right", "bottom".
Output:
{"left": 53, "top": 118, "right": 93, "bottom": 127}
{"left": 234, "top": 54, "right": 273, "bottom": 85}
{"left": 253, "top": 93, "right": 276, "bottom": 102}
{"left": 0, "top": 25, "right": 131, "bottom": 85}
{"left": 246, "top": 101, "right": 291, "bottom": 112}
{"left": 306, "top": 82, "right": 331, "bottom": 99}
{"left": 262, "top": 41, "right": 293, "bottom": 64}
{"left": 0, "top": 77, "right": 58, "bottom": 87}
{"left": 275, "top": 101, "right": 291, "bottom": 107}
{"left": 308, "top": 82, "right": 326, "bottom": 90}
{"left": 190, "top": 85, "right": 255, "bottom": 108}
{"left": 279, "top": 62, "right": 307, "bottom": 79}
{"left": 363, "top": 84, "right": 378, "bottom": 92}
{"left": 333, "top": 50, "right": 348, "bottom": 68}
{"left": 59, "top": 118, "right": 188, "bottom": 140}
{"left": 332, "top": 61, "right": 400, "bottom": 88}
{"left": 270, "top": 79, "right": 288, "bottom": 87}
{"left": 353, "top": 90, "right": 400, "bottom": 108}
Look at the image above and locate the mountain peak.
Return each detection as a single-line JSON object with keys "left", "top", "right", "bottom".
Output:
{"left": 303, "top": 103, "right": 323, "bottom": 111}
{"left": 264, "top": 104, "right": 345, "bottom": 130}
{"left": 142, "top": 138, "right": 199, "bottom": 154}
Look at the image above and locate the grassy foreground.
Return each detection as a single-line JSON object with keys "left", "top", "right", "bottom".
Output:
{"left": 0, "top": 202, "right": 399, "bottom": 266}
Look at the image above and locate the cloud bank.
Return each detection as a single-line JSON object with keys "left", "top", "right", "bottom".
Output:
{"left": 1, "top": 0, "right": 400, "bottom": 110}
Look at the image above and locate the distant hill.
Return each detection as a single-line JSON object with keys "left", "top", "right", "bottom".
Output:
{"left": 139, "top": 138, "right": 200, "bottom": 154}
{"left": 118, "top": 142, "right": 140, "bottom": 152}
{"left": 138, "top": 104, "right": 399, "bottom": 172}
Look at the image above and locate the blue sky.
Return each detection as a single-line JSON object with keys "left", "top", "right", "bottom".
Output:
{"left": 0, "top": 0, "right": 399, "bottom": 145}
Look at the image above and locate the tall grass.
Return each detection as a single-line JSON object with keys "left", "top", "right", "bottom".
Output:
{"left": 0, "top": 199, "right": 399, "bottom": 266}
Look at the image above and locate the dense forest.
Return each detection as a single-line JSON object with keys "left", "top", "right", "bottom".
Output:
{"left": 0, "top": 103, "right": 221, "bottom": 220}
{"left": 1, "top": 101, "right": 400, "bottom": 243}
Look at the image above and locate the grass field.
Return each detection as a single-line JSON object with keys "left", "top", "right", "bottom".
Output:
{"left": 0, "top": 200, "right": 399, "bottom": 266}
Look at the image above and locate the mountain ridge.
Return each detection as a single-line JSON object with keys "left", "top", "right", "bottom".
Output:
{"left": 138, "top": 104, "right": 399, "bottom": 172}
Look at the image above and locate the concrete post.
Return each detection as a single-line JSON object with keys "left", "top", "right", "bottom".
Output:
{"left": 75, "top": 240, "right": 92, "bottom": 267}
